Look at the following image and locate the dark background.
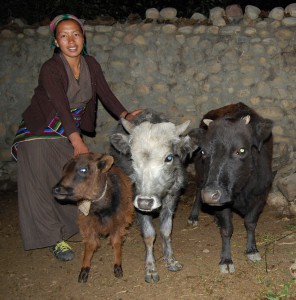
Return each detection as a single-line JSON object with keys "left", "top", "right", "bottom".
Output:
{"left": 1, "top": 0, "right": 296, "bottom": 25}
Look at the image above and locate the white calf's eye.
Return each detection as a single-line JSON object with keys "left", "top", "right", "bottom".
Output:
{"left": 165, "top": 154, "right": 174, "bottom": 163}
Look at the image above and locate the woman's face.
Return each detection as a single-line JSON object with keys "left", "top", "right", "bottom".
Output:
{"left": 54, "top": 19, "right": 84, "bottom": 59}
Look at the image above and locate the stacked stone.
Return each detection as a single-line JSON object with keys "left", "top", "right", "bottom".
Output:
{"left": 267, "top": 160, "right": 296, "bottom": 217}
{"left": 0, "top": 4, "right": 296, "bottom": 210}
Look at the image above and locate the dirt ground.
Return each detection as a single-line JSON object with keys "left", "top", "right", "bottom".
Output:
{"left": 1, "top": 178, "right": 296, "bottom": 300}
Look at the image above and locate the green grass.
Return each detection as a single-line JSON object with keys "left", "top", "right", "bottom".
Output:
{"left": 265, "top": 280, "right": 295, "bottom": 300}
{"left": 283, "top": 224, "right": 296, "bottom": 231}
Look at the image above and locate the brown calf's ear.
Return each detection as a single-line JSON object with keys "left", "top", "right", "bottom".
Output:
{"left": 97, "top": 155, "right": 114, "bottom": 173}
{"left": 63, "top": 158, "right": 75, "bottom": 171}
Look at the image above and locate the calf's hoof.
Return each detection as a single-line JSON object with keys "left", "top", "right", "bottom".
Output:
{"left": 247, "top": 252, "right": 261, "bottom": 262}
{"left": 114, "top": 264, "right": 123, "bottom": 278}
{"left": 145, "top": 270, "right": 159, "bottom": 283}
{"left": 219, "top": 263, "right": 235, "bottom": 273}
{"left": 187, "top": 217, "right": 198, "bottom": 227}
{"left": 164, "top": 257, "right": 183, "bottom": 272}
{"left": 289, "top": 261, "right": 296, "bottom": 278}
{"left": 78, "top": 267, "right": 90, "bottom": 283}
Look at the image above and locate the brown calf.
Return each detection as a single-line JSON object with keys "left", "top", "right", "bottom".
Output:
{"left": 52, "top": 152, "right": 134, "bottom": 283}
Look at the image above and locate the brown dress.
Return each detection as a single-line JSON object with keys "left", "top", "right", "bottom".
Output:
{"left": 17, "top": 55, "right": 93, "bottom": 250}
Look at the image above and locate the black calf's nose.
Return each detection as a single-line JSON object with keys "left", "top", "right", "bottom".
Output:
{"left": 201, "top": 189, "right": 221, "bottom": 205}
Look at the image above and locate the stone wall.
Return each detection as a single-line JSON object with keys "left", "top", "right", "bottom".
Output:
{"left": 0, "top": 5, "right": 296, "bottom": 187}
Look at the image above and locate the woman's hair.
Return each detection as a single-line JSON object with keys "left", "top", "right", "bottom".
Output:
{"left": 50, "top": 14, "right": 88, "bottom": 56}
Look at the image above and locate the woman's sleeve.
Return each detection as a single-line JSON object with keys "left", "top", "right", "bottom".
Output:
{"left": 92, "top": 59, "right": 127, "bottom": 118}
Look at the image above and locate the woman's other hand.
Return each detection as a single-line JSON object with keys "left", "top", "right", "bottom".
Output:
{"left": 125, "top": 109, "right": 143, "bottom": 121}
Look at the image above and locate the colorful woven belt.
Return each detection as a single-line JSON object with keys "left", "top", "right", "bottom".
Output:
{"left": 11, "top": 107, "right": 85, "bottom": 160}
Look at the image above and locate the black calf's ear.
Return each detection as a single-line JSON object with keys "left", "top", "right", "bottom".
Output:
{"left": 97, "top": 155, "right": 114, "bottom": 173}
{"left": 188, "top": 128, "right": 206, "bottom": 146}
{"left": 253, "top": 119, "right": 273, "bottom": 151}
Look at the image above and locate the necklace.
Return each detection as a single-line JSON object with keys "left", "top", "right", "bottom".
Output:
{"left": 73, "top": 62, "right": 81, "bottom": 80}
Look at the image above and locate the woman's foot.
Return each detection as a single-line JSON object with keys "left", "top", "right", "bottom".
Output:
{"left": 49, "top": 241, "right": 75, "bottom": 261}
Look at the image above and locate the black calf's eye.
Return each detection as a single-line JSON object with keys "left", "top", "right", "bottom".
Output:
{"left": 165, "top": 154, "right": 174, "bottom": 163}
{"left": 235, "top": 148, "right": 247, "bottom": 157}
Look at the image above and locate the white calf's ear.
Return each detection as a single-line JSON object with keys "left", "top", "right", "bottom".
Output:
{"left": 121, "top": 118, "right": 135, "bottom": 133}
{"left": 110, "top": 133, "right": 131, "bottom": 155}
{"left": 175, "top": 120, "right": 191, "bottom": 136}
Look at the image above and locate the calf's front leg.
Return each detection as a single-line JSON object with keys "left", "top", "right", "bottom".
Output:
{"left": 138, "top": 213, "right": 159, "bottom": 283}
{"left": 188, "top": 191, "right": 202, "bottom": 227}
{"left": 188, "top": 154, "right": 203, "bottom": 226}
{"left": 79, "top": 237, "right": 100, "bottom": 283}
{"left": 244, "top": 196, "right": 266, "bottom": 262}
{"left": 110, "top": 231, "right": 123, "bottom": 278}
{"left": 160, "top": 207, "right": 182, "bottom": 272}
{"left": 215, "top": 208, "right": 234, "bottom": 273}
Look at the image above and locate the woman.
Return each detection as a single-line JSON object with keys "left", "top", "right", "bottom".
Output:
{"left": 11, "top": 14, "right": 141, "bottom": 261}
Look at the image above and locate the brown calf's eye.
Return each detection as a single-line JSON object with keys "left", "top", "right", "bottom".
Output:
{"left": 78, "top": 167, "right": 88, "bottom": 176}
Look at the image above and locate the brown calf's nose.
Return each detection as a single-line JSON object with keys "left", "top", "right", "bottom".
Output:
{"left": 52, "top": 186, "right": 61, "bottom": 195}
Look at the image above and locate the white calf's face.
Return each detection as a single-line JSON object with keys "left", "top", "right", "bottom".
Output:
{"left": 110, "top": 119, "right": 194, "bottom": 212}
{"left": 131, "top": 122, "right": 176, "bottom": 195}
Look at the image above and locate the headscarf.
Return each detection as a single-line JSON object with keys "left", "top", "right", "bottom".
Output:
{"left": 49, "top": 14, "right": 88, "bottom": 55}
{"left": 50, "top": 14, "right": 85, "bottom": 34}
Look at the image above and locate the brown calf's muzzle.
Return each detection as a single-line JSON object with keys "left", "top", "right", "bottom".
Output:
{"left": 52, "top": 184, "right": 74, "bottom": 200}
